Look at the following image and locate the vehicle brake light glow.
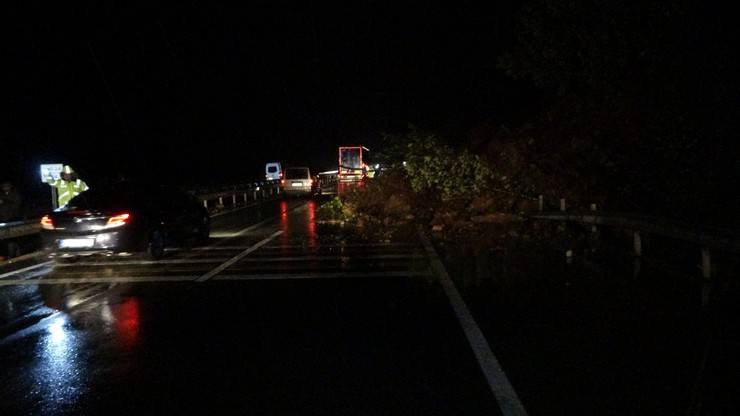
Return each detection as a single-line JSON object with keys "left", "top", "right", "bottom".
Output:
{"left": 106, "top": 213, "right": 131, "bottom": 228}
{"left": 40, "top": 215, "right": 55, "bottom": 230}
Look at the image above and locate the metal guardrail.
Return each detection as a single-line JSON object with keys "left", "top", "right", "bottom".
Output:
{"left": 196, "top": 181, "right": 282, "bottom": 210}
{"left": 531, "top": 209, "right": 740, "bottom": 282}
{"left": 0, "top": 220, "right": 41, "bottom": 241}
{"left": 532, "top": 212, "right": 740, "bottom": 254}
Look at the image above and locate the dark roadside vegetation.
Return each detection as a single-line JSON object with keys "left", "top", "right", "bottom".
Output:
{"left": 317, "top": 1, "right": 740, "bottom": 414}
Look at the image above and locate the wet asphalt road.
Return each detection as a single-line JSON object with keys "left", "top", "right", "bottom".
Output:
{"left": 0, "top": 199, "right": 500, "bottom": 415}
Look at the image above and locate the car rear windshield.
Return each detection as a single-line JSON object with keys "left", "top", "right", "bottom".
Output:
{"left": 267, "top": 165, "right": 278, "bottom": 173}
{"left": 66, "top": 191, "right": 139, "bottom": 210}
{"left": 285, "top": 168, "right": 310, "bottom": 179}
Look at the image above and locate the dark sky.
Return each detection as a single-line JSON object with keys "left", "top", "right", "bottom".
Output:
{"left": 6, "top": 2, "right": 531, "bottom": 187}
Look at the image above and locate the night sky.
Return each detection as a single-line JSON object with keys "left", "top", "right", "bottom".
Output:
{"left": 6, "top": 2, "right": 533, "bottom": 188}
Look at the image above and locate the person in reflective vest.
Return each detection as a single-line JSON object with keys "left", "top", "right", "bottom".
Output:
{"left": 47, "top": 165, "right": 89, "bottom": 207}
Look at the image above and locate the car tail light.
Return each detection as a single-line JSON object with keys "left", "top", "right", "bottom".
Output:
{"left": 106, "top": 213, "right": 131, "bottom": 228}
{"left": 40, "top": 215, "right": 54, "bottom": 230}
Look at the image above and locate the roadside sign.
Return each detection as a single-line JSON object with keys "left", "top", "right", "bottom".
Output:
{"left": 40, "top": 164, "right": 64, "bottom": 183}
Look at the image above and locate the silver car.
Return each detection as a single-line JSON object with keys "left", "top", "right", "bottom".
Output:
{"left": 282, "top": 167, "right": 313, "bottom": 196}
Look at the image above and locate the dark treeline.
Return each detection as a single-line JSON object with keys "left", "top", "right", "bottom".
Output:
{"left": 468, "top": 0, "right": 739, "bottom": 225}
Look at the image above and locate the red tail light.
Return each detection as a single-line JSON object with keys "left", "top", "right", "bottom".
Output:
{"left": 40, "top": 215, "right": 54, "bottom": 230}
{"left": 106, "top": 213, "right": 131, "bottom": 228}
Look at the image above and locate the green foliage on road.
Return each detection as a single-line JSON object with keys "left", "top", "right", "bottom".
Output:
{"left": 316, "top": 197, "right": 346, "bottom": 221}
{"left": 379, "top": 127, "right": 495, "bottom": 202}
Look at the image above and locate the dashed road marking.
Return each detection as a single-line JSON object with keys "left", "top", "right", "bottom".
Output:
{"left": 419, "top": 231, "right": 528, "bottom": 416}
{"left": 237, "top": 254, "right": 424, "bottom": 262}
{"left": 196, "top": 230, "right": 284, "bottom": 282}
{"left": 209, "top": 201, "right": 306, "bottom": 238}
{"left": 0, "top": 275, "right": 199, "bottom": 286}
{"left": 53, "top": 258, "right": 230, "bottom": 267}
{"left": 216, "top": 271, "right": 430, "bottom": 280}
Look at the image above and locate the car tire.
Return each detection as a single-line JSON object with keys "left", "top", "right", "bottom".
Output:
{"left": 148, "top": 230, "right": 165, "bottom": 260}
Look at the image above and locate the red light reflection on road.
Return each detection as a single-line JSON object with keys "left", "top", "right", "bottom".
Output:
{"left": 279, "top": 200, "right": 290, "bottom": 246}
{"left": 116, "top": 297, "right": 140, "bottom": 348}
{"left": 307, "top": 200, "right": 317, "bottom": 248}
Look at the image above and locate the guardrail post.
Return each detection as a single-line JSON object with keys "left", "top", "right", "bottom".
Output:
{"left": 701, "top": 248, "right": 712, "bottom": 306}
{"left": 560, "top": 198, "right": 566, "bottom": 211}
{"left": 633, "top": 231, "right": 642, "bottom": 257}
{"left": 243, "top": 192, "right": 247, "bottom": 203}
{"left": 253, "top": 190, "right": 257, "bottom": 201}
{"left": 632, "top": 230, "right": 642, "bottom": 279}
{"left": 701, "top": 248, "right": 712, "bottom": 280}
{"left": 232, "top": 194, "right": 237, "bottom": 206}
{"left": 203, "top": 200, "right": 208, "bottom": 209}
{"left": 538, "top": 195, "right": 543, "bottom": 212}
{"left": 218, "top": 196, "right": 223, "bottom": 206}
{"left": 590, "top": 204, "right": 598, "bottom": 233}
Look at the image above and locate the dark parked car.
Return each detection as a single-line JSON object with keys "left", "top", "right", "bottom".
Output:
{"left": 40, "top": 184, "right": 209, "bottom": 260}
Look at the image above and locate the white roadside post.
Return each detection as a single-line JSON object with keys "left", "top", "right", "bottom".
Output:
{"left": 701, "top": 248, "right": 712, "bottom": 306}
{"left": 39, "top": 163, "right": 64, "bottom": 210}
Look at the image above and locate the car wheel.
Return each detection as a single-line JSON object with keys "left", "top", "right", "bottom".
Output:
{"left": 148, "top": 230, "right": 165, "bottom": 260}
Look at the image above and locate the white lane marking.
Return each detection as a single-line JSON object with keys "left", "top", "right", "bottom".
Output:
{"left": 196, "top": 230, "right": 284, "bottom": 282}
{"left": 0, "top": 270, "right": 431, "bottom": 286}
{"left": 53, "top": 258, "right": 230, "bottom": 267}
{"left": 237, "top": 254, "right": 425, "bottom": 262}
{"left": 260, "top": 242, "right": 416, "bottom": 249}
{"left": 166, "top": 246, "right": 254, "bottom": 252}
{"left": 0, "top": 275, "right": 199, "bottom": 286}
{"left": 419, "top": 232, "right": 528, "bottom": 416}
{"left": 0, "top": 261, "right": 54, "bottom": 280}
{"left": 216, "top": 271, "right": 430, "bottom": 280}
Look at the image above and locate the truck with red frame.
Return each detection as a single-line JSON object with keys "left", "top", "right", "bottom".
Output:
{"left": 338, "top": 146, "right": 369, "bottom": 182}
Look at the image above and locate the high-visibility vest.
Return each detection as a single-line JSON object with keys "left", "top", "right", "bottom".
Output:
{"left": 48, "top": 178, "right": 90, "bottom": 207}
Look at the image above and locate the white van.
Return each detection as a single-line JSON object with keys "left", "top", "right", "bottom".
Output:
{"left": 265, "top": 162, "right": 282, "bottom": 181}
{"left": 283, "top": 167, "right": 313, "bottom": 196}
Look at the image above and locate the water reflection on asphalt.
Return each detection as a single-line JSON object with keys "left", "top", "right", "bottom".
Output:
{"left": 33, "top": 315, "right": 84, "bottom": 414}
